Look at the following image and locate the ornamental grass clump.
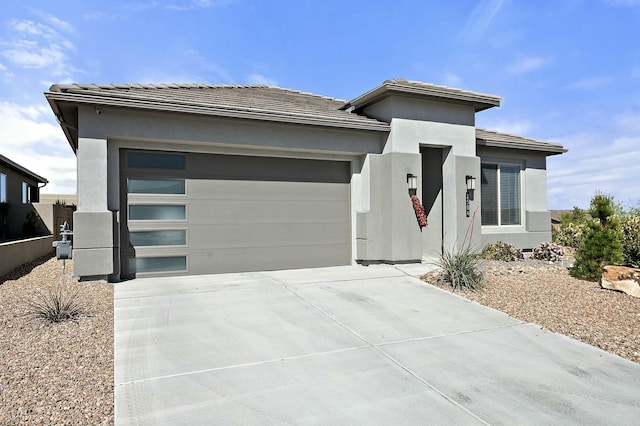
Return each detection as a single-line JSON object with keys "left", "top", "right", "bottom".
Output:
{"left": 435, "top": 245, "right": 483, "bottom": 291}
{"left": 532, "top": 242, "right": 565, "bottom": 263}
{"left": 27, "top": 285, "right": 85, "bottom": 323}
{"left": 481, "top": 241, "right": 523, "bottom": 262}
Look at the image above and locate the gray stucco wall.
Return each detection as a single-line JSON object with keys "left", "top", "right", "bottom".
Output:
{"left": 75, "top": 106, "right": 386, "bottom": 280}
{"left": 355, "top": 95, "right": 482, "bottom": 263}
{"left": 476, "top": 146, "right": 552, "bottom": 249}
{"left": 356, "top": 151, "right": 423, "bottom": 262}
{"left": 66, "top": 93, "right": 556, "bottom": 279}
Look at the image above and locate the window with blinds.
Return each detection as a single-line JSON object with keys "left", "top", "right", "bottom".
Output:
{"left": 481, "top": 163, "right": 521, "bottom": 226}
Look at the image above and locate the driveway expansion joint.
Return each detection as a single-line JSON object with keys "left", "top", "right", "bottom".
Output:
{"left": 264, "top": 273, "right": 492, "bottom": 425}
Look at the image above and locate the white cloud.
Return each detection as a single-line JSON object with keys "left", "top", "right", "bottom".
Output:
{"left": 547, "top": 130, "right": 640, "bottom": 209}
{"left": 506, "top": 55, "right": 549, "bottom": 74}
{"left": 247, "top": 73, "right": 277, "bottom": 86}
{"left": 479, "top": 119, "right": 533, "bottom": 136}
{"left": 0, "top": 17, "right": 77, "bottom": 78}
{"left": 459, "top": 0, "right": 506, "bottom": 42}
{"left": 615, "top": 110, "right": 640, "bottom": 132}
{"left": 566, "top": 76, "right": 610, "bottom": 90}
{"left": 0, "top": 101, "right": 76, "bottom": 194}
{"left": 442, "top": 72, "right": 463, "bottom": 87}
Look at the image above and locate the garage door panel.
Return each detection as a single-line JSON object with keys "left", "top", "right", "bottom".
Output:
{"left": 188, "top": 200, "right": 349, "bottom": 225}
{"left": 123, "top": 150, "right": 352, "bottom": 276}
{"left": 188, "top": 154, "right": 350, "bottom": 184}
{"left": 187, "top": 180, "right": 349, "bottom": 202}
{"left": 189, "top": 245, "right": 351, "bottom": 274}
{"left": 188, "top": 222, "right": 350, "bottom": 249}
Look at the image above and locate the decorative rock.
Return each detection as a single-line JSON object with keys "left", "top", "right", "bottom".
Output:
{"left": 600, "top": 265, "right": 640, "bottom": 298}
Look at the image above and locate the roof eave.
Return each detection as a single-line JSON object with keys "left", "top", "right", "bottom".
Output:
{"left": 45, "top": 93, "right": 78, "bottom": 153}
{"left": 344, "top": 82, "right": 501, "bottom": 112}
{"left": 476, "top": 139, "right": 568, "bottom": 156}
{"left": 0, "top": 154, "right": 48, "bottom": 183}
{"left": 44, "top": 92, "right": 391, "bottom": 133}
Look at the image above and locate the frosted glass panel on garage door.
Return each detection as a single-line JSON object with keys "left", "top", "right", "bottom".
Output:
{"left": 128, "top": 179, "right": 185, "bottom": 194}
{"left": 129, "top": 205, "right": 186, "bottom": 220}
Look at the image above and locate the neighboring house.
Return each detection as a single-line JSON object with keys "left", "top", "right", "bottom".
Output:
{"left": 45, "top": 79, "right": 566, "bottom": 281}
{"left": 0, "top": 154, "right": 48, "bottom": 240}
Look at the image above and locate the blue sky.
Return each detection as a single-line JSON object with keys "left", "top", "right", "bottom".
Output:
{"left": 1, "top": 0, "right": 639, "bottom": 209}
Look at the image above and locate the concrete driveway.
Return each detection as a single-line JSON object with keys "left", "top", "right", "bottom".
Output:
{"left": 115, "top": 264, "right": 640, "bottom": 425}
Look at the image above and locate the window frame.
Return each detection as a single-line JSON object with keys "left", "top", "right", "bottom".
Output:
{"left": 0, "top": 173, "right": 6, "bottom": 203}
{"left": 22, "top": 182, "right": 28, "bottom": 203}
{"left": 480, "top": 162, "right": 524, "bottom": 228}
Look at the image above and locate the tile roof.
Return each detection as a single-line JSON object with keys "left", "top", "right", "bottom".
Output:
{"left": 46, "top": 83, "right": 390, "bottom": 132}
{"left": 476, "top": 128, "right": 567, "bottom": 155}
{"left": 344, "top": 79, "right": 502, "bottom": 112}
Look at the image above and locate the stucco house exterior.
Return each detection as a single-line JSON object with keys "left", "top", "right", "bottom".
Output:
{"left": 45, "top": 79, "right": 566, "bottom": 281}
{"left": 0, "top": 154, "right": 48, "bottom": 240}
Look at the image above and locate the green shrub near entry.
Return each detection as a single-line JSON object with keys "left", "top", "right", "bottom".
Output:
{"left": 571, "top": 193, "right": 624, "bottom": 281}
{"left": 481, "top": 241, "right": 523, "bottom": 262}
{"left": 552, "top": 207, "right": 589, "bottom": 248}
{"left": 434, "top": 245, "right": 483, "bottom": 291}
{"left": 620, "top": 213, "right": 640, "bottom": 267}
{"left": 552, "top": 222, "right": 587, "bottom": 249}
{"left": 532, "top": 242, "right": 565, "bottom": 262}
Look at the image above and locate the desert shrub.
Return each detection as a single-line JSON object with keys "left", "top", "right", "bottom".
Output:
{"left": 560, "top": 207, "right": 589, "bottom": 226}
{"left": 532, "top": 242, "right": 565, "bottom": 262}
{"left": 620, "top": 213, "right": 640, "bottom": 267}
{"left": 27, "top": 286, "right": 85, "bottom": 323}
{"left": 481, "top": 241, "right": 523, "bottom": 261}
{"left": 552, "top": 222, "right": 587, "bottom": 249}
{"left": 553, "top": 207, "right": 589, "bottom": 249}
{"left": 571, "top": 193, "right": 624, "bottom": 281}
{"left": 434, "top": 245, "right": 483, "bottom": 291}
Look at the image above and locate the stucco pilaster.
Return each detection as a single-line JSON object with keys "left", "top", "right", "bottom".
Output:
{"left": 77, "top": 138, "right": 108, "bottom": 211}
{"left": 74, "top": 137, "right": 115, "bottom": 279}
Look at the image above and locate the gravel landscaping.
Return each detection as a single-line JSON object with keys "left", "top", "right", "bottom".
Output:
{"left": 0, "top": 255, "right": 113, "bottom": 425}
{"left": 422, "top": 256, "right": 640, "bottom": 364}
{"left": 1, "top": 252, "right": 638, "bottom": 424}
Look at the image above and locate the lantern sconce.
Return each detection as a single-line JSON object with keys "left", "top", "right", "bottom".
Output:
{"left": 465, "top": 175, "right": 476, "bottom": 217}
{"left": 466, "top": 175, "right": 476, "bottom": 191}
{"left": 407, "top": 173, "right": 418, "bottom": 196}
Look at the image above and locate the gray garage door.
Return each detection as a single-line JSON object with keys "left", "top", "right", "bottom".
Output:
{"left": 120, "top": 150, "right": 351, "bottom": 277}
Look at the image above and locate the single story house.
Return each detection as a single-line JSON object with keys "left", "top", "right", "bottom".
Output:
{"left": 45, "top": 79, "right": 566, "bottom": 281}
{"left": 0, "top": 154, "right": 48, "bottom": 240}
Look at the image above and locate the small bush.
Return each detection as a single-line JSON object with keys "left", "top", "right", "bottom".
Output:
{"left": 481, "top": 241, "right": 523, "bottom": 262}
{"left": 552, "top": 222, "right": 587, "bottom": 249}
{"left": 620, "top": 213, "right": 640, "bottom": 267}
{"left": 532, "top": 242, "right": 565, "bottom": 262}
{"left": 434, "top": 245, "right": 483, "bottom": 291}
{"left": 571, "top": 193, "right": 624, "bottom": 281}
{"left": 27, "top": 286, "right": 85, "bottom": 323}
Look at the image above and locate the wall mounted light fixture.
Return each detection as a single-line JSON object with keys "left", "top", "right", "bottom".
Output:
{"left": 465, "top": 175, "right": 476, "bottom": 217}
{"left": 466, "top": 175, "right": 476, "bottom": 191}
{"left": 407, "top": 173, "right": 418, "bottom": 196}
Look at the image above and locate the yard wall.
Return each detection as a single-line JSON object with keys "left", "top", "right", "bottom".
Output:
{"left": 0, "top": 236, "right": 54, "bottom": 277}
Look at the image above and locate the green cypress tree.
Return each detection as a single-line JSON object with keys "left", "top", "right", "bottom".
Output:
{"left": 571, "top": 192, "right": 623, "bottom": 281}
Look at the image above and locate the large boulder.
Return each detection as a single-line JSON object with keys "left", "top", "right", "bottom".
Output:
{"left": 600, "top": 265, "right": 640, "bottom": 298}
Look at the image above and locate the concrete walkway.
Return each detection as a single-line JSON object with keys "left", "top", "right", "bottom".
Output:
{"left": 115, "top": 264, "right": 640, "bottom": 425}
